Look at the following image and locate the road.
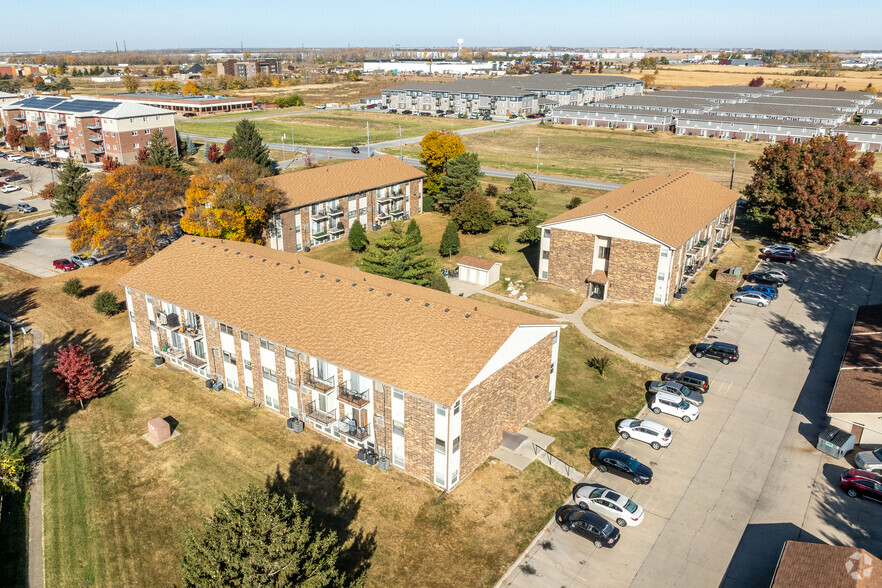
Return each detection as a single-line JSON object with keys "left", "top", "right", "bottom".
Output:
{"left": 498, "top": 229, "right": 882, "bottom": 588}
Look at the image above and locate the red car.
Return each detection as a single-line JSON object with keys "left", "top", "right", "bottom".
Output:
{"left": 840, "top": 468, "right": 882, "bottom": 501}
{"left": 762, "top": 250, "right": 796, "bottom": 265}
{"left": 53, "top": 259, "right": 76, "bottom": 272}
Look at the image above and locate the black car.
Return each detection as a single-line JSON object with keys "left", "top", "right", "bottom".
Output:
{"left": 745, "top": 271, "right": 784, "bottom": 287}
{"left": 351, "top": 146, "right": 360, "bottom": 154}
{"left": 589, "top": 448, "right": 653, "bottom": 484}
{"left": 661, "top": 370, "right": 709, "bottom": 393}
{"left": 401, "top": 109, "right": 412, "bottom": 115}
{"left": 555, "top": 505, "right": 620, "bottom": 548}
{"left": 692, "top": 341, "right": 739, "bottom": 364}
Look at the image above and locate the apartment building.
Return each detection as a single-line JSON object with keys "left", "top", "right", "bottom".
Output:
{"left": 265, "top": 156, "right": 425, "bottom": 252}
{"left": 833, "top": 125, "right": 882, "bottom": 152}
{"left": 101, "top": 92, "right": 254, "bottom": 114}
{"left": 551, "top": 105, "right": 675, "bottom": 131}
{"left": 119, "top": 237, "right": 563, "bottom": 491}
{"left": 217, "top": 58, "right": 281, "bottom": 78}
{"left": 676, "top": 115, "right": 829, "bottom": 142}
{"left": 537, "top": 171, "right": 738, "bottom": 305}
{"left": 0, "top": 95, "right": 176, "bottom": 164}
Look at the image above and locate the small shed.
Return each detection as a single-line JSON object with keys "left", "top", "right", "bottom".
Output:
{"left": 457, "top": 256, "right": 502, "bottom": 287}
{"left": 816, "top": 425, "right": 856, "bottom": 459}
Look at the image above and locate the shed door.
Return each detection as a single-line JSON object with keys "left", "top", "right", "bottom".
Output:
{"left": 851, "top": 423, "right": 864, "bottom": 445}
{"left": 478, "top": 270, "right": 487, "bottom": 286}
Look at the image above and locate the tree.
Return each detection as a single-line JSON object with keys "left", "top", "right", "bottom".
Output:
{"left": 347, "top": 219, "right": 368, "bottom": 252}
{"left": 144, "top": 128, "right": 184, "bottom": 173}
{"left": 425, "top": 272, "right": 450, "bottom": 293}
{"left": 67, "top": 164, "right": 187, "bottom": 261}
{"left": 743, "top": 135, "right": 882, "bottom": 244}
{"left": 135, "top": 146, "right": 149, "bottom": 163}
{"left": 516, "top": 225, "right": 541, "bottom": 245}
{"left": 356, "top": 220, "right": 437, "bottom": 285}
{"left": 0, "top": 211, "right": 7, "bottom": 241}
{"left": 93, "top": 291, "right": 119, "bottom": 315}
{"left": 121, "top": 74, "right": 139, "bottom": 93}
{"left": 566, "top": 196, "right": 582, "bottom": 210}
{"left": 38, "top": 182, "right": 56, "bottom": 200}
{"left": 439, "top": 220, "right": 461, "bottom": 258}
{"left": 152, "top": 66, "right": 165, "bottom": 77}
{"left": 180, "top": 159, "right": 282, "bottom": 244}
{"left": 52, "top": 157, "right": 90, "bottom": 216}
{"left": 451, "top": 190, "right": 494, "bottom": 234}
{"left": 405, "top": 218, "right": 422, "bottom": 244}
{"left": 435, "top": 152, "right": 483, "bottom": 212}
{"left": 418, "top": 130, "right": 465, "bottom": 198}
{"left": 182, "top": 81, "right": 200, "bottom": 96}
{"left": 5, "top": 124, "right": 22, "bottom": 150}
{"left": 227, "top": 119, "right": 274, "bottom": 174}
{"left": 205, "top": 142, "right": 222, "bottom": 163}
{"left": 490, "top": 235, "right": 509, "bottom": 253}
{"left": 185, "top": 137, "right": 198, "bottom": 156}
{"left": 748, "top": 76, "right": 765, "bottom": 87}
{"left": 223, "top": 139, "right": 233, "bottom": 157}
{"left": 495, "top": 173, "right": 538, "bottom": 226}
{"left": 62, "top": 277, "right": 84, "bottom": 297}
{"left": 0, "top": 435, "right": 27, "bottom": 495}
{"left": 52, "top": 344, "right": 107, "bottom": 410}
{"left": 181, "top": 485, "right": 344, "bottom": 588}
{"left": 36, "top": 132, "right": 51, "bottom": 151}
{"left": 640, "top": 73, "right": 656, "bottom": 89}
{"left": 485, "top": 184, "right": 499, "bottom": 198}
{"left": 101, "top": 156, "right": 119, "bottom": 172}
{"left": 22, "top": 135, "right": 36, "bottom": 151}
{"left": 56, "top": 77, "right": 72, "bottom": 91}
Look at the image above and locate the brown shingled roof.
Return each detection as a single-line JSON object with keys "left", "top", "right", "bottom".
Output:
{"left": 266, "top": 155, "right": 425, "bottom": 211}
{"left": 539, "top": 171, "right": 739, "bottom": 247}
{"left": 828, "top": 304, "right": 882, "bottom": 414}
{"left": 772, "top": 541, "right": 882, "bottom": 588}
{"left": 118, "top": 237, "right": 557, "bottom": 406}
{"left": 458, "top": 256, "right": 499, "bottom": 271}
{"left": 828, "top": 369, "right": 882, "bottom": 414}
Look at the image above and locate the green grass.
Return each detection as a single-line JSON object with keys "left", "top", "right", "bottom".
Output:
{"left": 177, "top": 111, "right": 496, "bottom": 146}
{"left": 468, "top": 294, "right": 557, "bottom": 319}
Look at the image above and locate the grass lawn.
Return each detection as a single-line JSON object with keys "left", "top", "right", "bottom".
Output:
{"left": 0, "top": 262, "right": 576, "bottom": 588}
{"left": 582, "top": 235, "right": 763, "bottom": 365}
{"left": 468, "top": 294, "right": 557, "bottom": 319}
{"left": 176, "top": 111, "right": 495, "bottom": 147}
{"left": 30, "top": 221, "right": 70, "bottom": 239}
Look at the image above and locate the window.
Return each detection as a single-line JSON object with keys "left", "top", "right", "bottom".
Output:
{"left": 392, "top": 420, "right": 404, "bottom": 436}
{"left": 132, "top": 130, "right": 137, "bottom": 136}
{"left": 542, "top": 250, "right": 550, "bottom": 259}
{"left": 436, "top": 405, "right": 446, "bottom": 418}
{"left": 223, "top": 351, "right": 236, "bottom": 365}
{"left": 226, "top": 377, "right": 239, "bottom": 392}
{"left": 660, "top": 250, "right": 668, "bottom": 258}
{"left": 452, "top": 436, "right": 460, "bottom": 453}
{"left": 657, "top": 273, "right": 665, "bottom": 281}
{"left": 240, "top": 330, "right": 249, "bottom": 341}
{"left": 550, "top": 362, "right": 555, "bottom": 374}
{"left": 245, "top": 386, "right": 254, "bottom": 398}
{"left": 435, "top": 470, "right": 445, "bottom": 485}
{"left": 259, "top": 339, "right": 274, "bottom": 351}
{"left": 262, "top": 367, "right": 277, "bottom": 382}
{"left": 435, "top": 438, "right": 446, "bottom": 454}
{"left": 359, "top": 207, "right": 366, "bottom": 215}
{"left": 393, "top": 389, "right": 404, "bottom": 402}
{"left": 541, "top": 271, "right": 548, "bottom": 279}
{"left": 244, "top": 359, "right": 252, "bottom": 371}
{"left": 598, "top": 246, "right": 610, "bottom": 260}
{"left": 133, "top": 143, "right": 139, "bottom": 149}
{"left": 543, "top": 229, "right": 551, "bottom": 238}
{"left": 348, "top": 211, "right": 356, "bottom": 219}
{"left": 451, "top": 469, "right": 459, "bottom": 485}
{"left": 453, "top": 400, "right": 460, "bottom": 416}
{"left": 220, "top": 323, "right": 233, "bottom": 335}
{"left": 285, "top": 347, "right": 296, "bottom": 359}
{"left": 287, "top": 376, "right": 296, "bottom": 390}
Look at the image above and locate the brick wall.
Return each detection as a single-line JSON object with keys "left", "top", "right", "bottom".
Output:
{"left": 607, "top": 238, "right": 658, "bottom": 303}
{"left": 459, "top": 333, "right": 554, "bottom": 483}
{"left": 546, "top": 228, "right": 595, "bottom": 294}
{"left": 403, "top": 393, "right": 436, "bottom": 485}
{"left": 129, "top": 291, "right": 153, "bottom": 355}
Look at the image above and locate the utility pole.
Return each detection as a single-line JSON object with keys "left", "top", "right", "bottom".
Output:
{"left": 398, "top": 124, "right": 403, "bottom": 160}
{"left": 729, "top": 151, "right": 736, "bottom": 190}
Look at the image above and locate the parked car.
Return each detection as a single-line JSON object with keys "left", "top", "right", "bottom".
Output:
{"left": 181, "top": 112, "right": 196, "bottom": 118}
{"left": 388, "top": 108, "right": 397, "bottom": 113}
{"left": 554, "top": 505, "right": 620, "bottom": 548}
{"left": 617, "top": 419, "right": 672, "bottom": 450}
{"left": 350, "top": 146, "right": 360, "bottom": 154}
{"left": 401, "top": 109, "right": 412, "bottom": 115}
{"left": 419, "top": 112, "right": 431, "bottom": 116}
{"left": 647, "top": 380, "right": 704, "bottom": 406}
{"left": 1, "top": 185, "right": 21, "bottom": 193}
{"left": 22, "top": 157, "right": 37, "bottom": 165}
{"left": 589, "top": 448, "right": 653, "bottom": 484}
{"left": 650, "top": 390, "right": 700, "bottom": 422}
{"left": 763, "top": 268, "right": 790, "bottom": 283}
{"left": 692, "top": 341, "right": 739, "bottom": 364}
{"left": 314, "top": 104, "right": 326, "bottom": 109}
{"left": 572, "top": 484, "right": 644, "bottom": 527}
{"left": 762, "top": 244, "right": 796, "bottom": 255}
{"left": 53, "top": 259, "right": 76, "bottom": 271}
{"left": 732, "top": 291, "right": 772, "bottom": 307}
{"left": 738, "top": 284, "right": 778, "bottom": 299}
{"left": 762, "top": 250, "right": 796, "bottom": 265}
{"left": 854, "top": 447, "right": 882, "bottom": 473}
{"left": 661, "top": 371, "right": 709, "bottom": 393}
{"left": 840, "top": 468, "right": 882, "bottom": 502}
{"left": 16, "top": 203, "right": 37, "bottom": 213}
{"left": 745, "top": 271, "right": 785, "bottom": 287}
{"left": 8, "top": 154, "right": 24, "bottom": 162}
{"left": 70, "top": 254, "right": 96, "bottom": 268}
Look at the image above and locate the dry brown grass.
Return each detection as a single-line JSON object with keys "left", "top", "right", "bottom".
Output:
{"left": 653, "top": 64, "right": 881, "bottom": 91}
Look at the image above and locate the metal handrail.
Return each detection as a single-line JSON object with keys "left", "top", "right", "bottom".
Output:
{"left": 532, "top": 442, "right": 575, "bottom": 478}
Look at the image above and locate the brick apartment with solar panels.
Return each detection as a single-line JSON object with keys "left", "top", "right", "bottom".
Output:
{"left": 264, "top": 156, "right": 425, "bottom": 252}
{"left": 0, "top": 95, "right": 176, "bottom": 164}
{"left": 118, "top": 237, "right": 563, "bottom": 491}
{"left": 98, "top": 92, "right": 254, "bottom": 115}
{"left": 537, "top": 171, "right": 739, "bottom": 305}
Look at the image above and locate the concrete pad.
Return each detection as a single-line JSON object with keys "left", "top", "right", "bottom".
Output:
{"left": 491, "top": 447, "right": 533, "bottom": 471}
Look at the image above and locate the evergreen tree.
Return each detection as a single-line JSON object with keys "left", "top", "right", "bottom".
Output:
{"left": 227, "top": 119, "right": 274, "bottom": 174}
{"left": 185, "top": 137, "right": 198, "bottom": 156}
{"left": 439, "top": 220, "right": 461, "bottom": 258}
{"left": 451, "top": 190, "right": 494, "bottom": 234}
{"left": 495, "top": 173, "right": 538, "bottom": 226}
{"left": 435, "top": 152, "right": 483, "bottom": 212}
{"left": 425, "top": 272, "right": 451, "bottom": 293}
{"left": 356, "top": 220, "right": 436, "bottom": 285}
{"left": 348, "top": 219, "right": 369, "bottom": 252}
{"left": 144, "top": 129, "right": 184, "bottom": 174}
{"left": 52, "top": 157, "right": 90, "bottom": 216}
{"left": 405, "top": 218, "right": 422, "bottom": 245}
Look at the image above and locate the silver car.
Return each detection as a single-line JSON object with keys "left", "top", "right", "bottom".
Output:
{"left": 647, "top": 380, "right": 704, "bottom": 406}
{"left": 732, "top": 291, "right": 771, "bottom": 307}
{"left": 762, "top": 244, "right": 796, "bottom": 255}
{"left": 764, "top": 268, "right": 790, "bottom": 283}
{"left": 855, "top": 447, "right": 882, "bottom": 473}
{"left": 70, "top": 254, "right": 96, "bottom": 268}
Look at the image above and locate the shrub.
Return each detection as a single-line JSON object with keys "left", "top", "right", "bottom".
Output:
{"left": 62, "top": 277, "right": 84, "bottom": 298}
{"left": 516, "top": 225, "right": 541, "bottom": 245}
{"left": 425, "top": 272, "right": 451, "bottom": 293}
{"left": 490, "top": 235, "right": 509, "bottom": 253}
{"left": 93, "top": 291, "right": 119, "bottom": 316}
{"left": 587, "top": 356, "right": 610, "bottom": 377}
{"left": 566, "top": 196, "right": 583, "bottom": 210}
{"left": 485, "top": 184, "right": 499, "bottom": 198}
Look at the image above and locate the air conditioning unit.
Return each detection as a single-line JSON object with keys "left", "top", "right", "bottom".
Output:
{"left": 157, "top": 312, "right": 168, "bottom": 326}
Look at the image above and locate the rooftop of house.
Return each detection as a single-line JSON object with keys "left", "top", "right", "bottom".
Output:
{"left": 382, "top": 74, "right": 642, "bottom": 97}
{"left": 677, "top": 114, "right": 830, "bottom": 129}
{"left": 457, "top": 256, "right": 500, "bottom": 271}
{"left": 2, "top": 95, "right": 174, "bottom": 118}
{"left": 266, "top": 155, "right": 425, "bottom": 211}
{"left": 552, "top": 104, "right": 675, "bottom": 118}
{"left": 109, "top": 92, "right": 249, "bottom": 102}
{"left": 539, "top": 171, "right": 739, "bottom": 247}
{"left": 119, "top": 237, "right": 557, "bottom": 407}
{"left": 771, "top": 541, "right": 882, "bottom": 588}
{"left": 594, "top": 95, "right": 716, "bottom": 110}
{"left": 708, "top": 102, "right": 846, "bottom": 119}
{"left": 828, "top": 304, "right": 882, "bottom": 414}
{"left": 833, "top": 126, "right": 881, "bottom": 137}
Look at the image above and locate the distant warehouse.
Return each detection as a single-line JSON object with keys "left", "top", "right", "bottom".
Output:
{"left": 98, "top": 92, "right": 254, "bottom": 114}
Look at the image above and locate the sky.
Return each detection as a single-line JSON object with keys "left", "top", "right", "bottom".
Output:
{"left": 2, "top": 0, "right": 881, "bottom": 53}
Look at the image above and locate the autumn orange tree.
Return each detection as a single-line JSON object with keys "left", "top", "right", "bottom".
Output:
{"left": 182, "top": 80, "right": 200, "bottom": 95}
{"left": 36, "top": 132, "right": 51, "bottom": 151}
{"left": 53, "top": 344, "right": 107, "bottom": 410}
{"left": 418, "top": 130, "right": 465, "bottom": 208}
{"left": 67, "top": 165, "right": 187, "bottom": 261}
{"left": 180, "top": 158, "right": 283, "bottom": 244}
{"left": 5, "top": 124, "right": 22, "bottom": 150}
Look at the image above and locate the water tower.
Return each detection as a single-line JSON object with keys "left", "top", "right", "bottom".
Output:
{"left": 457, "top": 38, "right": 464, "bottom": 57}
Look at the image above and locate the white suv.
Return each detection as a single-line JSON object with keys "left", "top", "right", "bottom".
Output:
{"left": 617, "top": 419, "right": 672, "bottom": 450}
{"left": 650, "top": 391, "right": 700, "bottom": 423}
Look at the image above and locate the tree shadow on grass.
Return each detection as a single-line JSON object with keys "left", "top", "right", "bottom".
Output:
{"left": 0, "top": 287, "right": 38, "bottom": 322}
{"left": 266, "top": 445, "right": 376, "bottom": 584}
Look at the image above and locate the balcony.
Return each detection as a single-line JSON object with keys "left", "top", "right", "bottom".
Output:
{"left": 36, "top": 126, "right": 47, "bottom": 133}
{"left": 391, "top": 209, "right": 405, "bottom": 217}
{"left": 179, "top": 323, "right": 204, "bottom": 340}
{"left": 86, "top": 122, "right": 101, "bottom": 131}
{"left": 328, "top": 222, "right": 345, "bottom": 235}
{"left": 376, "top": 194, "right": 392, "bottom": 204}
{"left": 156, "top": 312, "right": 181, "bottom": 330}
{"left": 339, "top": 419, "right": 371, "bottom": 441}
{"left": 56, "top": 129, "right": 68, "bottom": 137}
{"left": 15, "top": 125, "right": 27, "bottom": 133}
{"left": 328, "top": 206, "right": 344, "bottom": 217}
{"left": 159, "top": 344, "right": 184, "bottom": 359}
{"left": 53, "top": 119, "right": 66, "bottom": 127}
{"left": 310, "top": 208, "right": 329, "bottom": 221}
{"left": 54, "top": 142, "right": 70, "bottom": 150}
{"left": 304, "top": 400, "right": 336, "bottom": 426}
{"left": 12, "top": 114, "right": 25, "bottom": 121}
{"left": 305, "top": 369, "right": 335, "bottom": 392}
{"left": 311, "top": 231, "right": 329, "bottom": 240}
{"left": 338, "top": 383, "right": 370, "bottom": 408}
{"left": 90, "top": 147, "right": 105, "bottom": 155}
{"left": 88, "top": 134, "right": 103, "bottom": 142}
{"left": 182, "top": 351, "right": 208, "bottom": 369}
{"left": 376, "top": 209, "right": 391, "bottom": 220}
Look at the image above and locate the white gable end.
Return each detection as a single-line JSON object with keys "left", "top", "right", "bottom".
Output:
{"left": 464, "top": 324, "right": 563, "bottom": 394}
{"left": 543, "top": 214, "right": 665, "bottom": 246}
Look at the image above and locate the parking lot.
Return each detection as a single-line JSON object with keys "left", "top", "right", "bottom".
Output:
{"left": 499, "top": 229, "right": 882, "bottom": 588}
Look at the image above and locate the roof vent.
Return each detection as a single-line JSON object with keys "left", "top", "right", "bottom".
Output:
{"left": 465, "top": 313, "right": 471, "bottom": 318}
{"left": 236, "top": 251, "right": 241, "bottom": 255}
{"left": 275, "top": 262, "right": 280, "bottom": 266}
{"left": 320, "top": 274, "right": 324, "bottom": 278}
{"left": 224, "top": 248, "right": 229, "bottom": 252}
{"left": 387, "top": 292, "right": 391, "bottom": 297}
{"left": 262, "top": 258, "right": 266, "bottom": 262}
{"left": 336, "top": 278, "right": 340, "bottom": 282}
{"left": 289, "top": 266, "right": 294, "bottom": 269}
{"left": 405, "top": 297, "right": 410, "bottom": 301}
{"left": 424, "top": 303, "right": 430, "bottom": 307}
{"left": 304, "top": 270, "right": 309, "bottom": 274}
{"left": 248, "top": 255, "right": 253, "bottom": 258}
{"left": 212, "top": 245, "right": 216, "bottom": 248}
{"left": 444, "top": 308, "right": 450, "bottom": 312}
{"left": 298, "top": 259, "right": 301, "bottom": 264}
{"left": 352, "top": 283, "right": 357, "bottom": 287}
{"left": 369, "top": 287, "right": 374, "bottom": 292}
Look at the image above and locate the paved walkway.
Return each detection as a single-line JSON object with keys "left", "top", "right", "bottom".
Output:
{"left": 27, "top": 327, "right": 44, "bottom": 588}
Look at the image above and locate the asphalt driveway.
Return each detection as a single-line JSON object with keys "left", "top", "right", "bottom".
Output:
{"left": 499, "top": 228, "right": 882, "bottom": 588}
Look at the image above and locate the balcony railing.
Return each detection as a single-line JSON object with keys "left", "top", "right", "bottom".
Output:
{"left": 182, "top": 351, "right": 208, "bottom": 369}
{"left": 160, "top": 344, "right": 184, "bottom": 359}
{"left": 312, "top": 231, "right": 329, "bottom": 240}
{"left": 86, "top": 122, "right": 101, "bottom": 131}
{"left": 56, "top": 129, "right": 68, "bottom": 137}
{"left": 157, "top": 312, "right": 181, "bottom": 329}
{"left": 304, "top": 401, "right": 336, "bottom": 425}
{"left": 339, "top": 419, "right": 371, "bottom": 441}
{"left": 328, "top": 222, "right": 345, "bottom": 234}
{"left": 328, "top": 207, "right": 344, "bottom": 217}
{"left": 180, "top": 324, "right": 203, "bottom": 340}
{"left": 12, "top": 114, "right": 25, "bottom": 121}
{"left": 36, "top": 126, "right": 46, "bottom": 133}
{"left": 305, "top": 369, "right": 335, "bottom": 392}
{"left": 310, "top": 209, "right": 329, "bottom": 220}
{"left": 338, "top": 383, "right": 370, "bottom": 408}
{"left": 55, "top": 142, "right": 70, "bottom": 150}
{"left": 391, "top": 209, "right": 405, "bottom": 217}
{"left": 90, "top": 147, "right": 105, "bottom": 155}
{"left": 15, "top": 125, "right": 26, "bottom": 132}
{"left": 376, "top": 209, "right": 391, "bottom": 219}
{"left": 376, "top": 194, "right": 392, "bottom": 204}
{"left": 88, "top": 134, "right": 103, "bottom": 142}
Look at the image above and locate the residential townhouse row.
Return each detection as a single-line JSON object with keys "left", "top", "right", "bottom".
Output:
{"left": 537, "top": 171, "right": 739, "bottom": 305}
{"left": 119, "top": 238, "right": 563, "bottom": 491}
{"left": 263, "top": 156, "right": 426, "bottom": 253}
{"left": 0, "top": 95, "right": 177, "bottom": 163}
